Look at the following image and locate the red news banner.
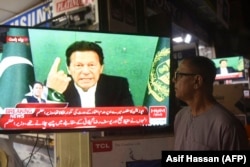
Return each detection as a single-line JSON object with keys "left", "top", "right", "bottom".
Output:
{"left": 0, "top": 106, "right": 150, "bottom": 130}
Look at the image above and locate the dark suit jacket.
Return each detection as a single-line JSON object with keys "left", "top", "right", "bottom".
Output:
{"left": 216, "top": 67, "right": 236, "bottom": 74}
{"left": 63, "top": 74, "right": 134, "bottom": 107}
{"left": 25, "top": 96, "right": 46, "bottom": 103}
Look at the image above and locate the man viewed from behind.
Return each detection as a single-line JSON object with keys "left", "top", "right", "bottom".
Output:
{"left": 173, "top": 56, "right": 248, "bottom": 150}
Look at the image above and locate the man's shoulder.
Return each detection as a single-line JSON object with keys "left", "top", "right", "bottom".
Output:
{"left": 227, "top": 66, "right": 236, "bottom": 71}
{"left": 213, "top": 103, "right": 243, "bottom": 124}
{"left": 98, "top": 74, "right": 129, "bottom": 89}
{"left": 175, "top": 106, "right": 190, "bottom": 118}
{"left": 25, "top": 95, "right": 34, "bottom": 99}
{"left": 100, "top": 74, "right": 127, "bottom": 81}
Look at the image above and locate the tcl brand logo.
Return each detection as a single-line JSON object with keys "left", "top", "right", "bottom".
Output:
{"left": 92, "top": 141, "right": 112, "bottom": 152}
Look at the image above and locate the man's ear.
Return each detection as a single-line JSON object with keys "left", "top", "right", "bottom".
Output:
{"left": 194, "top": 76, "right": 199, "bottom": 84}
{"left": 194, "top": 75, "right": 202, "bottom": 88}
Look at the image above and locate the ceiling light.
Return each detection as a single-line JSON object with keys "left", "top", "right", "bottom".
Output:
{"left": 173, "top": 36, "right": 183, "bottom": 43}
{"left": 184, "top": 34, "right": 192, "bottom": 43}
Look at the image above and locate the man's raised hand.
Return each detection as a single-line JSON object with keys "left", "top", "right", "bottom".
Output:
{"left": 46, "top": 57, "right": 71, "bottom": 93}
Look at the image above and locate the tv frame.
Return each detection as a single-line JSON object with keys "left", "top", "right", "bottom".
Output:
{"left": 0, "top": 25, "right": 175, "bottom": 134}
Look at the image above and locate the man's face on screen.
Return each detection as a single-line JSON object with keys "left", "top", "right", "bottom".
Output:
{"left": 33, "top": 83, "right": 43, "bottom": 98}
{"left": 68, "top": 51, "right": 104, "bottom": 91}
{"left": 220, "top": 60, "right": 228, "bottom": 68}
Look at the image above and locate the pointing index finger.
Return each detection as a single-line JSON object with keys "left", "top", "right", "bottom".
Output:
{"left": 49, "top": 57, "right": 61, "bottom": 74}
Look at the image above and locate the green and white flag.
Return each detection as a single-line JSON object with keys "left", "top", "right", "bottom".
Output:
{"left": 143, "top": 37, "right": 171, "bottom": 108}
{"left": 143, "top": 37, "right": 171, "bottom": 125}
{"left": 0, "top": 28, "right": 35, "bottom": 109}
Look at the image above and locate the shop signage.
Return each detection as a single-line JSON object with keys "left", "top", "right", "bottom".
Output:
{"left": 1, "top": 2, "right": 52, "bottom": 26}
{"left": 53, "top": 0, "right": 94, "bottom": 17}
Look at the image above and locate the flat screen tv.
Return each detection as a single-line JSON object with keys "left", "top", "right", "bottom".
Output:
{"left": 0, "top": 25, "right": 173, "bottom": 133}
{"left": 212, "top": 56, "right": 245, "bottom": 81}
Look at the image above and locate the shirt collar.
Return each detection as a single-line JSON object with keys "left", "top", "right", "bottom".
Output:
{"left": 74, "top": 83, "right": 97, "bottom": 94}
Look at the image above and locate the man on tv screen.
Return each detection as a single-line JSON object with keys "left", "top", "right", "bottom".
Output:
{"left": 21, "top": 81, "right": 46, "bottom": 103}
{"left": 46, "top": 40, "right": 134, "bottom": 107}
{"left": 216, "top": 59, "right": 237, "bottom": 74}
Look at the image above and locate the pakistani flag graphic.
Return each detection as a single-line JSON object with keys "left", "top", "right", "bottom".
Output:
{"left": 143, "top": 37, "right": 170, "bottom": 125}
{"left": 0, "top": 28, "right": 35, "bottom": 109}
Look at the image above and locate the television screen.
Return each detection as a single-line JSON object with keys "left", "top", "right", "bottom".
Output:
{"left": 0, "top": 25, "right": 172, "bottom": 132}
{"left": 212, "top": 56, "right": 245, "bottom": 80}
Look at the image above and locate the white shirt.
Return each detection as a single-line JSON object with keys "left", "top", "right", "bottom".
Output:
{"left": 74, "top": 83, "right": 96, "bottom": 107}
{"left": 220, "top": 67, "right": 228, "bottom": 74}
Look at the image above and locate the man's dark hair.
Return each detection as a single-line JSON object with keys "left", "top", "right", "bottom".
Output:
{"left": 219, "top": 59, "right": 227, "bottom": 64}
{"left": 33, "top": 81, "right": 44, "bottom": 88}
{"left": 65, "top": 41, "right": 104, "bottom": 66}
{"left": 185, "top": 56, "right": 216, "bottom": 86}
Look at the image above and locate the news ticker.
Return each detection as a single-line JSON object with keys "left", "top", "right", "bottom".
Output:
{"left": 161, "top": 151, "right": 249, "bottom": 167}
